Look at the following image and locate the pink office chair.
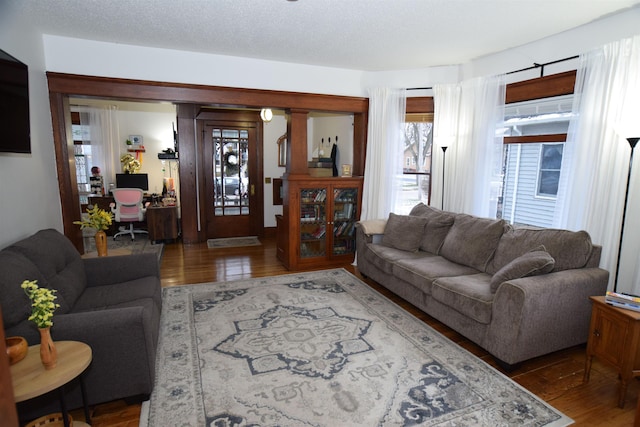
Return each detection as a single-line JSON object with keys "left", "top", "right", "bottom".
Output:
{"left": 110, "top": 188, "right": 150, "bottom": 240}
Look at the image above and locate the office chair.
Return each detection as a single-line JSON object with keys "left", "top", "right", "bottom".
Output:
{"left": 110, "top": 188, "right": 150, "bottom": 240}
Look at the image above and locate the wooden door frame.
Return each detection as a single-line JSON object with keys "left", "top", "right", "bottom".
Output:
{"left": 46, "top": 72, "right": 368, "bottom": 249}
{"left": 198, "top": 109, "right": 263, "bottom": 238}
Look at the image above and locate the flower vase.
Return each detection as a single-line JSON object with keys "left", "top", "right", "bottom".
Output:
{"left": 39, "top": 327, "right": 57, "bottom": 370}
{"left": 95, "top": 230, "right": 108, "bottom": 257}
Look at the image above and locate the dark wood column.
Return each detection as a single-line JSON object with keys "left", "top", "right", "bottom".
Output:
{"left": 176, "top": 104, "right": 199, "bottom": 244}
{"left": 285, "top": 109, "right": 309, "bottom": 176}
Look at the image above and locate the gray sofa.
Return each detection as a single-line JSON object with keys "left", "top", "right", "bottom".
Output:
{"left": 0, "top": 229, "right": 161, "bottom": 420}
{"left": 356, "top": 203, "right": 609, "bottom": 368}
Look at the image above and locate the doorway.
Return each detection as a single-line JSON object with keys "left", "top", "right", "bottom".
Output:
{"left": 200, "top": 110, "right": 263, "bottom": 239}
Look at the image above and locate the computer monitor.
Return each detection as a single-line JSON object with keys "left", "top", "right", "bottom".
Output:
{"left": 116, "top": 173, "right": 149, "bottom": 191}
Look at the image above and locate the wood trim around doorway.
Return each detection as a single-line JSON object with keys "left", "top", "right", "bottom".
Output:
{"left": 46, "top": 72, "right": 369, "bottom": 250}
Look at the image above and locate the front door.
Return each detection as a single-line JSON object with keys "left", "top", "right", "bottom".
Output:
{"left": 201, "top": 112, "right": 262, "bottom": 239}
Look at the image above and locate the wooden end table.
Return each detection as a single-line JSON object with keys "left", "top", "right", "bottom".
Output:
{"left": 584, "top": 296, "right": 640, "bottom": 408}
{"left": 10, "top": 340, "right": 92, "bottom": 427}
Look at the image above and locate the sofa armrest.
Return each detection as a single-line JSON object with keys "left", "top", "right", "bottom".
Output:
{"left": 485, "top": 267, "right": 609, "bottom": 364}
{"left": 83, "top": 253, "right": 160, "bottom": 287}
{"left": 53, "top": 307, "right": 156, "bottom": 396}
{"left": 356, "top": 219, "right": 387, "bottom": 236}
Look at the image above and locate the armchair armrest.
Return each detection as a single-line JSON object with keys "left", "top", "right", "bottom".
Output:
{"left": 83, "top": 253, "right": 160, "bottom": 287}
{"left": 486, "top": 267, "right": 609, "bottom": 364}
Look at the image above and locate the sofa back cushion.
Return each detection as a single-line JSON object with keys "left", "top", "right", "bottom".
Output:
{"left": 7, "top": 229, "right": 86, "bottom": 313}
{"left": 0, "top": 251, "right": 47, "bottom": 329}
{"left": 409, "top": 203, "right": 456, "bottom": 254}
{"left": 487, "top": 226, "right": 593, "bottom": 275}
{"left": 382, "top": 213, "right": 428, "bottom": 252}
{"left": 439, "top": 214, "right": 506, "bottom": 272}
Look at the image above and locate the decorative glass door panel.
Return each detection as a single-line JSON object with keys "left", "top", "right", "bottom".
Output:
{"left": 332, "top": 187, "right": 358, "bottom": 255}
{"left": 202, "top": 114, "right": 260, "bottom": 239}
{"left": 300, "top": 188, "right": 326, "bottom": 258}
{"left": 212, "top": 128, "right": 249, "bottom": 217}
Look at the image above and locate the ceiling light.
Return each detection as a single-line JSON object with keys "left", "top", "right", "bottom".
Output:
{"left": 260, "top": 108, "right": 273, "bottom": 123}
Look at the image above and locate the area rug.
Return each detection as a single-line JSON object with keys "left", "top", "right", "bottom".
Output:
{"left": 207, "top": 236, "right": 261, "bottom": 248}
{"left": 83, "top": 236, "right": 164, "bottom": 262}
{"left": 147, "top": 269, "right": 572, "bottom": 426}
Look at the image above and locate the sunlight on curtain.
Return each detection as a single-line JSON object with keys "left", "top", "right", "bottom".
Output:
{"left": 361, "top": 88, "right": 406, "bottom": 220}
{"left": 79, "top": 106, "right": 120, "bottom": 190}
{"left": 554, "top": 35, "right": 640, "bottom": 293}
{"left": 433, "top": 75, "right": 505, "bottom": 217}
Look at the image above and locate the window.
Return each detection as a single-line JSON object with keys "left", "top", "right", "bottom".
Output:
{"left": 396, "top": 113, "right": 433, "bottom": 213}
{"left": 498, "top": 95, "right": 573, "bottom": 227}
{"left": 537, "top": 144, "right": 563, "bottom": 197}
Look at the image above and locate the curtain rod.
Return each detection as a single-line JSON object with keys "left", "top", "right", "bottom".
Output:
{"left": 406, "top": 54, "right": 580, "bottom": 91}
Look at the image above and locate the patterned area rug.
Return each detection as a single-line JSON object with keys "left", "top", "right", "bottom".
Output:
{"left": 207, "top": 236, "right": 261, "bottom": 248}
{"left": 83, "top": 235, "right": 164, "bottom": 262}
{"left": 148, "top": 269, "right": 572, "bottom": 426}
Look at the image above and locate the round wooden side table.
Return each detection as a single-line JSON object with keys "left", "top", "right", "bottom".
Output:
{"left": 10, "top": 340, "right": 92, "bottom": 427}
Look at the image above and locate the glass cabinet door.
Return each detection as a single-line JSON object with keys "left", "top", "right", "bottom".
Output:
{"left": 299, "top": 188, "right": 327, "bottom": 258}
{"left": 332, "top": 187, "right": 358, "bottom": 256}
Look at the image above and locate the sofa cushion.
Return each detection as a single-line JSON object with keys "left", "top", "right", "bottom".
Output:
{"left": 490, "top": 247, "right": 555, "bottom": 293}
{"left": 364, "top": 243, "right": 432, "bottom": 275}
{"left": 431, "top": 273, "right": 494, "bottom": 324}
{"left": 72, "top": 276, "right": 162, "bottom": 312}
{"left": 439, "top": 214, "right": 505, "bottom": 272}
{"left": 382, "top": 213, "right": 428, "bottom": 252}
{"left": 488, "top": 226, "right": 593, "bottom": 274}
{"left": 393, "top": 256, "right": 479, "bottom": 295}
{"left": 7, "top": 229, "right": 86, "bottom": 313}
{"left": 409, "top": 203, "right": 456, "bottom": 254}
{"left": 0, "top": 251, "right": 47, "bottom": 329}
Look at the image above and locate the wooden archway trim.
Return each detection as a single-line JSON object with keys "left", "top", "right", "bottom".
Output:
{"left": 46, "top": 72, "right": 369, "bottom": 249}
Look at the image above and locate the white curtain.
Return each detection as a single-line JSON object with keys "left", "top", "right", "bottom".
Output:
{"left": 79, "top": 106, "right": 120, "bottom": 189}
{"left": 361, "top": 88, "right": 406, "bottom": 220}
{"left": 433, "top": 75, "right": 505, "bottom": 217}
{"left": 554, "top": 35, "right": 640, "bottom": 293}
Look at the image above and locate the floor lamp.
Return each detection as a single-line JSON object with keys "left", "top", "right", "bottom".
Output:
{"left": 613, "top": 137, "right": 639, "bottom": 293}
{"left": 441, "top": 146, "right": 448, "bottom": 210}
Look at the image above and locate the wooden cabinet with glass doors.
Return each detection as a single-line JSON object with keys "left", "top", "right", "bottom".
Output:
{"left": 281, "top": 176, "right": 363, "bottom": 270}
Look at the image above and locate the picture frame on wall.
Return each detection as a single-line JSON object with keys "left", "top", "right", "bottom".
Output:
{"left": 129, "top": 135, "right": 143, "bottom": 146}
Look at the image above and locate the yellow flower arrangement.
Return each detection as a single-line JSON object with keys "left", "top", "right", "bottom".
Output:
{"left": 21, "top": 280, "right": 60, "bottom": 328}
{"left": 120, "top": 153, "right": 141, "bottom": 174}
{"left": 74, "top": 204, "right": 114, "bottom": 231}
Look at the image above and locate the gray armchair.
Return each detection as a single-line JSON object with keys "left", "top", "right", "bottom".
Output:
{"left": 0, "top": 229, "right": 161, "bottom": 421}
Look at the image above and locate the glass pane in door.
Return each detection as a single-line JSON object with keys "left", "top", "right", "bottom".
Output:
{"left": 332, "top": 187, "right": 358, "bottom": 255}
{"left": 212, "top": 128, "right": 249, "bottom": 216}
{"left": 300, "top": 188, "right": 326, "bottom": 258}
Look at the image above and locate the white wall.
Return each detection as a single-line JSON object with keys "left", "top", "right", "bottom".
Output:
{"left": 0, "top": 4, "right": 62, "bottom": 247}
{"left": 43, "top": 35, "right": 366, "bottom": 98}
{"left": 308, "top": 114, "right": 355, "bottom": 173}
{"left": 262, "top": 112, "right": 287, "bottom": 227}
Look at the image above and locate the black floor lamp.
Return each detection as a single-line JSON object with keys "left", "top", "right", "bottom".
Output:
{"left": 613, "top": 137, "right": 639, "bottom": 293}
{"left": 441, "top": 146, "right": 448, "bottom": 210}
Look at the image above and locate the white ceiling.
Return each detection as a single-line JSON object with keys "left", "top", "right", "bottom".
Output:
{"left": 7, "top": 0, "right": 640, "bottom": 71}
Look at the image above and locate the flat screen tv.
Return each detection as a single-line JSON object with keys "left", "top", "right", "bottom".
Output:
{"left": 116, "top": 173, "right": 149, "bottom": 191}
{"left": 0, "top": 48, "right": 30, "bottom": 153}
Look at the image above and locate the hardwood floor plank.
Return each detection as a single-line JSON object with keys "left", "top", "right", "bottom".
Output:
{"left": 69, "top": 236, "right": 637, "bottom": 426}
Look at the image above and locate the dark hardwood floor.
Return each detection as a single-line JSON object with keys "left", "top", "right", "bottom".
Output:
{"left": 73, "top": 235, "right": 638, "bottom": 426}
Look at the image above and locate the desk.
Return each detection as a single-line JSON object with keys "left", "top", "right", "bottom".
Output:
{"left": 146, "top": 205, "right": 179, "bottom": 242}
{"left": 11, "top": 341, "right": 92, "bottom": 427}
